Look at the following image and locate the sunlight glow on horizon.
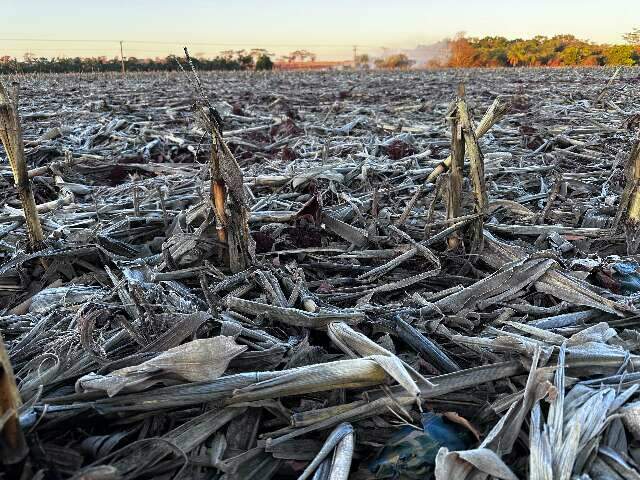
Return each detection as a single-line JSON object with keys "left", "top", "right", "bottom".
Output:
{"left": 2, "top": 0, "right": 637, "bottom": 60}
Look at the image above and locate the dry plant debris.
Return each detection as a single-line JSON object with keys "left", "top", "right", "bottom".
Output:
{"left": 0, "top": 66, "right": 640, "bottom": 479}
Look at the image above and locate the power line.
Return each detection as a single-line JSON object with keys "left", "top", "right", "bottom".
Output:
{"left": 1, "top": 38, "right": 381, "bottom": 63}
{"left": 3, "top": 47, "right": 360, "bottom": 57}
{"left": 0, "top": 38, "right": 381, "bottom": 48}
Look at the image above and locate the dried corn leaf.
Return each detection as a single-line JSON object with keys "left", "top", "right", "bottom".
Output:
{"left": 76, "top": 336, "right": 247, "bottom": 396}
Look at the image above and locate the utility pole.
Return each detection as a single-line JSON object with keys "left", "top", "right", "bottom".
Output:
{"left": 353, "top": 45, "right": 357, "bottom": 67}
{"left": 119, "top": 41, "right": 126, "bottom": 76}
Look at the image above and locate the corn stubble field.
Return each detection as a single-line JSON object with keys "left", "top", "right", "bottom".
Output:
{"left": 1, "top": 67, "right": 640, "bottom": 479}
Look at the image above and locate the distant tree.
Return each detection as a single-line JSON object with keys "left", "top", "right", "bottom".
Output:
{"left": 448, "top": 37, "right": 478, "bottom": 67}
{"left": 506, "top": 43, "right": 527, "bottom": 66}
{"left": 237, "top": 54, "right": 254, "bottom": 69}
{"left": 287, "top": 50, "right": 316, "bottom": 62}
{"left": 473, "top": 36, "right": 509, "bottom": 66}
{"left": 255, "top": 54, "right": 273, "bottom": 70}
{"left": 604, "top": 45, "right": 635, "bottom": 65}
{"left": 624, "top": 28, "right": 640, "bottom": 46}
{"left": 354, "top": 54, "right": 370, "bottom": 68}
{"left": 249, "top": 48, "right": 274, "bottom": 61}
{"left": 374, "top": 53, "right": 413, "bottom": 69}
{"left": 560, "top": 45, "right": 590, "bottom": 65}
{"left": 289, "top": 50, "right": 303, "bottom": 61}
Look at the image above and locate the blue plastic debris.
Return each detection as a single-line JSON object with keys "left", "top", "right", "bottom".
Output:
{"left": 611, "top": 262, "right": 640, "bottom": 295}
{"left": 368, "top": 412, "right": 473, "bottom": 479}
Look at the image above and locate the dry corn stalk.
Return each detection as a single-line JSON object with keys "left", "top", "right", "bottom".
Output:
{"left": 211, "top": 123, "right": 253, "bottom": 272}
{"left": 211, "top": 136, "right": 227, "bottom": 242}
{"left": 426, "top": 95, "right": 510, "bottom": 184}
{"left": 0, "top": 81, "right": 44, "bottom": 252}
{"left": 446, "top": 101, "right": 464, "bottom": 250}
{"left": 327, "top": 425, "right": 355, "bottom": 480}
{"left": 229, "top": 355, "right": 422, "bottom": 404}
{"left": 398, "top": 96, "right": 508, "bottom": 228}
{"left": 298, "top": 423, "right": 354, "bottom": 480}
{"left": 0, "top": 331, "right": 28, "bottom": 464}
{"left": 229, "top": 357, "right": 386, "bottom": 404}
{"left": 183, "top": 48, "right": 252, "bottom": 272}
{"left": 614, "top": 138, "right": 640, "bottom": 253}
{"left": 457, "top": 97, "right": 487, "bottom": 250}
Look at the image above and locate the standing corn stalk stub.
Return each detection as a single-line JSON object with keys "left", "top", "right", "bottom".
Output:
{"left": 214, "top": 127, "right": 253, "bottom": 273}
{"left": 0, "top": 331, "right": 28, "bottom": 465}
{"left": 457, "top": 97, "right": 488, "bottom": 251}
{"left": 615, "top": 137, "right": 640, "bottom": 254}
{"left": 181, "top": 48, "right": 253, "bottom": 273}
{"left": 446, "top": 101, "right": 464, "bottom": 251}
{"left": 0, "top": 81, "right": 45, "bottom": 253}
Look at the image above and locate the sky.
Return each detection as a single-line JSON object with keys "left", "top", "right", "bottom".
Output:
{"left": 1, "top": 0, "right": 638, "bottom": 61}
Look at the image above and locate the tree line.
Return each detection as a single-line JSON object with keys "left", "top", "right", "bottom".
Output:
{"left": 2, "top": 30, "right": 640, "bottom": 73}
{"left": 444, "top": 31, "right": 640, "bottom": 67}
{"left": 0, "top": 50, "right": 274, "bottom": 74}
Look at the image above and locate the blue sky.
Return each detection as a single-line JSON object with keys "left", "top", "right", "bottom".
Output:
{"left": 1, "top": 0, "right": 637, "bottom": 59}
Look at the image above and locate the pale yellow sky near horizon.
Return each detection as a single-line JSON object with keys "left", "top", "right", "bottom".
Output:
{"left": 1, "top": 0, "right": 637, "bottom": 60}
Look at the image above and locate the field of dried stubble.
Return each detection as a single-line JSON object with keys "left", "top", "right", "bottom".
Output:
{"left": 1, "top": 67, "right": 640, "bottom": 479}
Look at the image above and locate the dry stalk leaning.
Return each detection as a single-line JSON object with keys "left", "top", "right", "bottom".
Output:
{"left": 0, "top": 331, "right": 28, "bottom": 465}
{"left": 0, "top": 81, "right": 45, "bottom": 252}
{"left": 595, "top": 66, "right": 622, "bottom": 106}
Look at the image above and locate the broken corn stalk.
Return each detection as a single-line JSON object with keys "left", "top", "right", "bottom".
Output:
{"left": 426, "top": 95, "right": 510, "bottom": 184}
